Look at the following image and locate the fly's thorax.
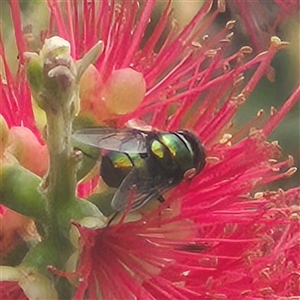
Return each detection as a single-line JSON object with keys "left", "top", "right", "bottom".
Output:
{"left": 100, "top": 151, "right": 146, "bottom": 188}
{"left": 148, "top": 132, "right": 197, "bottom": 180}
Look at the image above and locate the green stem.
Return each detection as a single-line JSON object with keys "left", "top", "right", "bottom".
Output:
{"left": 45, "top": 109, "right": 77, "bottom": 207}
{"left": 39, "top": 79, "right": 81, "bottom": 242}
{"left": 37, "top": 49, "right": 102, "bottom": 237}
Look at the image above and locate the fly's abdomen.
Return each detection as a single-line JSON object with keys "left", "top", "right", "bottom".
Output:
{"left": 100, "top": 151, "right": 146, "bottom": 188}
{"left": 101, "top": 152, "right": 133, "bottom": 188}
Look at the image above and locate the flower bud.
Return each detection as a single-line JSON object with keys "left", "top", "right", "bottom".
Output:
{"left": 103, "top": 68, "right": 146, "bottom": 115}
{"left": 40, "top": 36, "right": 71, "bottom": 59}
{"left": 78, "top": 64, "right": 109, "bottom": 123}
{"left": 25, "top": 36, "right": 78, "bottom": 113}
{"left": 7, "top": 127, "right": 48, "bottom": 177}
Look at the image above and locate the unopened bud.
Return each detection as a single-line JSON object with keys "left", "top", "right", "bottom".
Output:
{"left": 79, "top": 64, "right": 108, "bottom": 122}
{"left": 7, "top": 127, "right": 48, "bottom": 177}
{"left": 103, "top": 68, "right": 146, "bottom": 115}
{"left": 40, "top": 36, "right": 71, "bottom": 59}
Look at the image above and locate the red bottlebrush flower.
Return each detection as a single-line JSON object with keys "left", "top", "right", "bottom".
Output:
{"left": 1, "top": 0, "right": 300, "bottom": 299}
{"left": 39, "top": 1, "right": 299, "bottom": 299}
{"left": 59, "top": 87, "right": 300, "bottom": 298}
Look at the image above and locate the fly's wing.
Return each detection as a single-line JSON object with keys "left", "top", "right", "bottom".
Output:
{"left": 111, "top": 168, "right": 174, "bottom": 212}
{"left": 73, "top": 128, "right": 148, "bottom": 153}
